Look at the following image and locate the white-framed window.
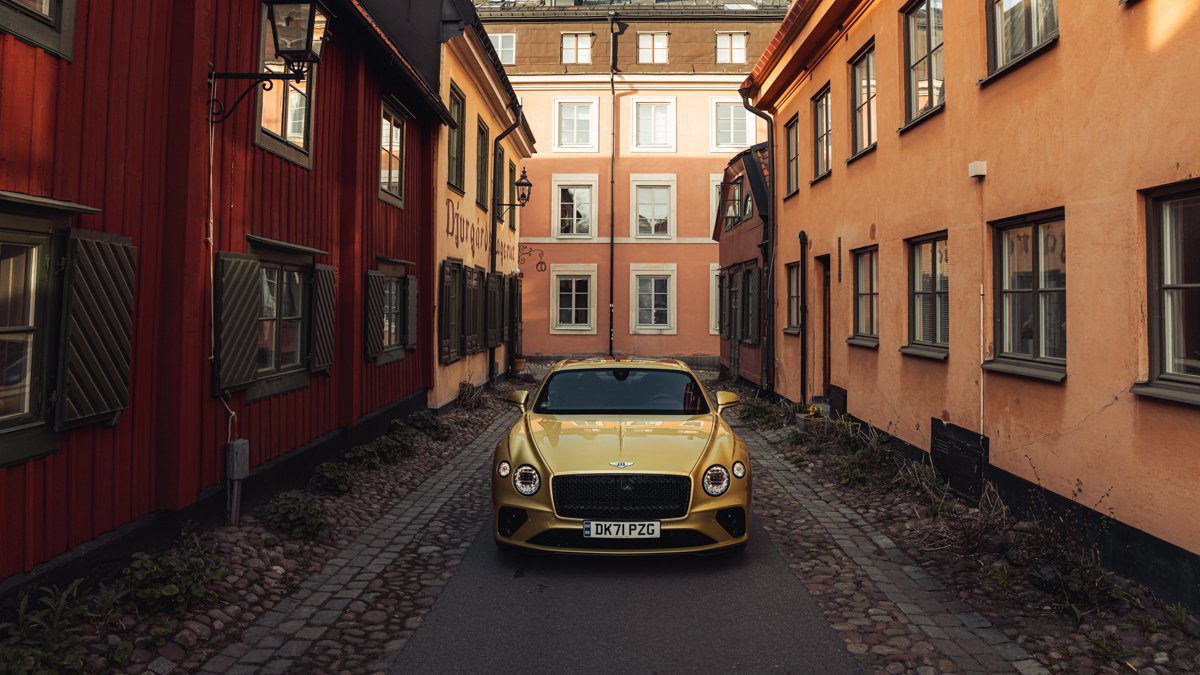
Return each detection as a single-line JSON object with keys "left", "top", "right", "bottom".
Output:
{"left": 550, "top": 264, "right": 598, "bottom": 334}
{"left": 379, "top": 104, "right": 405, "bottom": 205}
{"left": 710, "top": 173, "right": 725, "bottom": 232}
{"left": 709, "top": 262, "right": 721, "bottom": 335}
{"left": 553, "top": 97, "right": 600, "bottom": 153}
{"left": 711, "top": 99, "right": 754, "bottom": 152}
{"left": 629, "top": 263, "right": 678, "bottom": 335}
{"left": 631, "top": 97, "right": 676, "bottom": 153}
{"left": 490, "top": 33, "right": 516, "bottom": 65}
{"left": 716, "top": 32, "right": 747, "bottom": 64}
{"left": 638, "top": 32, "right": 669, "bottom": 63}
{"left": 562, "top": 32, "right": 592, "bottom": 64}
{"left": 552, "top": 174, "right": 599, "bottom": 239}
{"left": 630, "top": 174, "right": 677, "bottom": 239}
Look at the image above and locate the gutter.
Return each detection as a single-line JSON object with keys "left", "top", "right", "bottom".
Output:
{"left": 490, "top": 97, "right": 524, "bottom": 383}
{"left": 741, "top": 93, "right": 776, "bottom": 393}
{"left": 608, "top": 10, "right": 618, "bottom": 358}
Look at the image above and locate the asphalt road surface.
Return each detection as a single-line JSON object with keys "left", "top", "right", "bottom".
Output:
{"left": 390, "top": 516, "right": 864, "bottom": 674}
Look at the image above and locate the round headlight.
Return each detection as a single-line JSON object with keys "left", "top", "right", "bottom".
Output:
{"left": 702, "top": 465, "right": 731, "bottom": 496}
{"left": 497, "top": 461, "right": 511, "bottom": 478}
{"left": 732, "top": 461, "right": 747, "bottom": 479}
{"left": 513, "top": 465, "right": 541, "bottom": 496}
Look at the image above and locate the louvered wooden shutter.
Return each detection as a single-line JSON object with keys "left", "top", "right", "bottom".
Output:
{"left": 53, "top": 230, "right": 138, "bottom": 431}
{"left": 719, "top": 273, "right": 729, "bottom": 339}
{"left": 486, "top": 273, "right": 501, "bottom": 348}
{"left": 513, "top": 276, "right": 523, "bottom": 357}
{"left": 463, "top": 268, "right": 480, "bottom": 354}
{"left": 501, "top": 275, "right": 511, "bottom": 343}
{"left": 214, "top": 253, "right": 260, "bottom": 394}
{"left": 309, "top": 264, "right": 336, "bottom": 372}
{"left": 747, "top": 267, "right": 761, "bottom": 345}
{"left": 476, "top": 269, "right": 487, "bottom": 353}
{"left": 365, "top": 271, "right": 385, "bottom": 359}
{"left": 405, "top": 275, "right": 418, "bottom": 350}
{"left": 439, "top": 262, "right": 453, "bottom": 362}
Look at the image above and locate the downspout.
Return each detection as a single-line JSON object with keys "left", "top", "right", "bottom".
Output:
{"left": 742, "top": 94, "right": 775, "bottom": 392}
{"left": 608, "top": 11, "right": 618, "bottom": 357}
{"left": 490, "top": 98, "right": 523, "bottom": 383}
{"left": 799, "top": 230, "right": 809, "bottom": 405}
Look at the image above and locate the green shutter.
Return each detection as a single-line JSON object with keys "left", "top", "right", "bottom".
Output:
{"left": 486, "top": 272, "right": 501, "bottom": 348}
{"left": 365, "top": 271, "right": 385, "bottom": 359}
{"left": 54, "top": 230, "right": 138, "bottom": 431}
{"left": 214, "top": 252, "right": 260, "bottom": 393}
{"left": 405, "top": 274, "right": 418, "bottom": 350}
{"left": 719, "top": 273, "right": 729, "bottom": 339}
{"left": 309, "top": 264, "right": 336, "bottom": 372}
{"left": 747, "top": 267, "right": 761, "bottom": 345}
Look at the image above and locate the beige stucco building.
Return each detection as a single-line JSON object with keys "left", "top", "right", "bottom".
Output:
{"left": 476, "top": 0, "right": 785, "bottom": 362}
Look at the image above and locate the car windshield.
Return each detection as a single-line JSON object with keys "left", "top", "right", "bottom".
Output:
{"left": 532, "top": 368, "right": 710, "bottom": 415}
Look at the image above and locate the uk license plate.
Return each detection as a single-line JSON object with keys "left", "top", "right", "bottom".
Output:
{"left": 582, "top": 521, "right": 661, "bottom": 539}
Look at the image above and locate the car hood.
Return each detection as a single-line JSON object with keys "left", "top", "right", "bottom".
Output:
{"left": 524, "top": 414, "right": 716, "bottom": 474}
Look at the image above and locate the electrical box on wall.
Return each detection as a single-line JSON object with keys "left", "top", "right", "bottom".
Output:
{"left": 226, "top": 439, "right": 250, "bottom": 481}
{"left": 968, "top": 161, "right": 988, "bottom": 178}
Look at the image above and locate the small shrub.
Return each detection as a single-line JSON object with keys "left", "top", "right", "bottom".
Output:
{"left": 0, "top": 580, "right": 87, "bottom": 673}
{"left": 379, "top": 428, "right": 415, "bottom": 462}
{"left": 121, "top": 529, "right": 225, "bottom": 616}
{"left": 456, "top": 379, "right": 486, "bottom": 410}
{"left": 738, "top": 396, "right": 792, "bottom": 429}
{"left": 310, "top": 461, "right": 353, "bottom": 494}
{"left": 1166, "top": 602, "right": 1198, "bottom": 637}
{"left": 346, "top": 442, "right": 384, "bottom": 470}
{"left": 263, "top": 493, "right": 331, "bottom": 541}
{"left": 406, "top": 410, "right": 450, "bottom": 441}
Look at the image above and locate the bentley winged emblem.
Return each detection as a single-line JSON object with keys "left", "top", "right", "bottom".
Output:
{"left": 608, "top": 461, "right": 635, "bottom": 468}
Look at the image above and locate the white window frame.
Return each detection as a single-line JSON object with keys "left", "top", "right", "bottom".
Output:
{"left": 709, "top": 173, "right": 725, "bottom": 232}
{"left": 710, "top": 97, "right": 755, "bottom": 153}
{"left": 709, "top": 262, "right": 721, "bottom": 335}
{"left": 716, "top": 31, "right": 748, "bottom": 64}
{"left": 637, "top": 32, "right": 669, "bottom": 64}
{"left": 629, "top": 174, "right": 677, "bottom": 240}
{"left": 551, "top": 174, "right": 600, "bottom": 240}
{"left": 629, "top": 263, "right": 678, "bottom": 335}
{"left": 490, "top": 33, "right": 516, "bottom": 65}
{"left": 550, "top": 263, "right": 598, "bottom": 335}
{"left": 561, "top": 32, "right": 593, "bottom": 64}
{"left": 552, "top": 96, "right": 600, "bottom": 153}
{"left": 630, "top": 96, "right": 677, "bottom": 153}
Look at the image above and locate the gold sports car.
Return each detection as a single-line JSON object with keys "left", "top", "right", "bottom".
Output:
{"left": 492, "top": 357, "right": 749, "bottom": 554}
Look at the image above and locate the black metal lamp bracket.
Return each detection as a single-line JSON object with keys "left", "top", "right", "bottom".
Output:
{"left": 207, "top": 68, "right": 305, "bottom": 124}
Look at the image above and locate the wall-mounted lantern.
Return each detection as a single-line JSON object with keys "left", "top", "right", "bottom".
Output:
{"left": 498, "top": 168, "right": 534, "bottom": 220}
{"left": 207, "top": 1, "right": 331, "bottom": 123}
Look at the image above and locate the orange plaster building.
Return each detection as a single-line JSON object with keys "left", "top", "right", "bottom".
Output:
{"left": 476, "top": 0, "right": 786, "bottom": 362}
{"left": 743, "top": 0, "right": 1200, "bottom": 607}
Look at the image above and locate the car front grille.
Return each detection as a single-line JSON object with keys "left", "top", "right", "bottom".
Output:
{"left": 552, "top": 474, "right": 692, "bottom": 520}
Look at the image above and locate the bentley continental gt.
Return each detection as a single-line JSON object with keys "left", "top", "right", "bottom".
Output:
{"left": 492, "top": 358, "right": 749, "bottom": 554}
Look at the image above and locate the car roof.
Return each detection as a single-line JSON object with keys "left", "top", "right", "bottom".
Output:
{"left": 550, "top": 357, "right": 692, "bottom": 373}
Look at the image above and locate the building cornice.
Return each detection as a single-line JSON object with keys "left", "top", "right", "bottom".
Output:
{"left": 509, "top": 72, "right": 748, "bottom": 91}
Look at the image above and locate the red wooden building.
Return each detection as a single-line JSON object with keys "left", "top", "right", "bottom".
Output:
{"left": 715, "top": 143, "right": 772, "bottom": 388}
{"left": 0, "top": 0, "right": 459, "bottom": 590}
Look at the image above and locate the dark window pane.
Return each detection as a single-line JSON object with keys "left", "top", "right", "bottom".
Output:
{"left": 257, "top": 319, "right": 277, "bottom": 371}
{"left": 260, "top": 268, "right": 279, "bottom": 318}
{"left": 1040, "top": 291, "right": 1066, "bottom": 359}
{"left": 280, "top": 319, "right": 302, "bottom": 368}
{"left": 0, "top": 334, "right": 32, "bottom": 420}
{"left": 1002, "top": 226, "right": 1034, "bottom": 290}
{"left": 1002, "top": 292, "right": 1036, "bottom": 356}
{"left": 1040, "top": 220, "right": 1066, "bottom": 290}
{"left": 0, "top": 243, "right": 35, "bottom": 328}
{"left": 1164, "top": 195, "right": 1200, "bottom": 285}
{"left": 1165, "top": 288, "right": 1200, "bottom": 376}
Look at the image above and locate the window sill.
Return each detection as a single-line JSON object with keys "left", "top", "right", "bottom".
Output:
{"left": 246, "top": 370, "right": 311, "bottom": 403}
{"left": 374, "top": 349, "right": 406, "bottom": 367}
{"left": 810, "top": 171, "right": 831, "bottom": 187}
{"left": 0, "top": 423, "right": 59, "bottom": 468}
{"left": 254, "top": 128, "right": 313, "bottom": 170}
{"left": 783, "top": 326, "right": 802, "bottom": 336}
{"left": 783, "top": 188, "right": 800, "bottom": 202}
{"left": 846, "top": 143, "right": 877, "bottom": 166}
{"left": 632, "top": 327, "right": 677, "bottom": 336}
{"left": 846, "top": 335, "right": 879, "bottom": 350}
{"left": 899, "top": 344, "right": 948, "bottom": 361}
{"left": 378, "top": 189, "right": 405, "bottom": 210}
{"left": 982, "top": 358, "right": 1066, "bottom": 383}
{"left": 1131, "top": 380, "right": 1200, "bottom": 408}
{"left": 447, "top": 183, "right": 466, "bottom": 198}
{"left": 475, "top": 201, "right": 489, "bottom": 213}
{"left": 978, "top": 36, "right": 1059, "bottom": 89}
{"left": 898, "top": 103, "right": 945, "bottom": 136}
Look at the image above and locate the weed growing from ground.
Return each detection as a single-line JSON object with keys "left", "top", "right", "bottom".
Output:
{"left": 310, "top": 461, "right": 354, "bottom": 494}
{"left": 262, "top": 493, "right": 331, "bottom": 542}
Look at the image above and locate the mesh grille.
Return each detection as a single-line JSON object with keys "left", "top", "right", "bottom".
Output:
{"left": 552, "top": 474, "right": 691, "bottom": 520}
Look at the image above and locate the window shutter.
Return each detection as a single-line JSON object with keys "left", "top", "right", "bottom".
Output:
{"left": 513, "top": 276, "right": 523, "bottom": 356}
{"left": 501, "top": 275, "right": 512, "bottom": 342}
{"left": 365, "top": 271, "right": 385, "bottom": 359}
{"left": 309, "top": 264, "right": 336, "bottom": 372}
{"left": 719, "top": 273, "right": 729, "bottom": 339}
{"left": 476, "top": 269, "right": 487, "bottom": 353}
{"left": 53, "top": 230, "right": 138, "bottom": 431}
{"left": 748, "top": 267, "right": 761, "bottom": 345}
{"left": 486, "top": 273, "right": 501, "bottom": 348}
{"left": 439, "top": 262, "right": 453, "bottom": 362}
{"left": 214, "top": 252, "right": 260, "bottom": 394}
{"left": 405, "top": 274, "right": 418, "bottom": 350}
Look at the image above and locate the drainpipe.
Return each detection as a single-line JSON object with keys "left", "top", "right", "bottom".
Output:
{"left": 608, "top": 11, "right": 618, "bottom": 357}
{"left": 742, "top": 94, "right": 775, "bottom": 393}
{"left": 799, "top": 230, "right": 809, "bottom": 405}
{"left": 491, "top": 98, "right": 523, "bottom": 383}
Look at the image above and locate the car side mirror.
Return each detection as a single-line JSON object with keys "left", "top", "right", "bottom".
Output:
{"left": 506, "top": 390, "right": 529, "bottom": 412}
{"left": 716, "top": 391, "right": 740, "bottom": 413}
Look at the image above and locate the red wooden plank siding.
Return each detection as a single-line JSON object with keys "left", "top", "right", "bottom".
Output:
{"left": 0, "top": 0, "right": 437, "bottom": 584}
